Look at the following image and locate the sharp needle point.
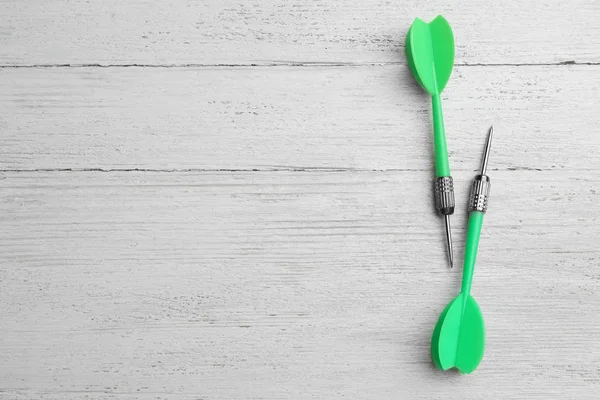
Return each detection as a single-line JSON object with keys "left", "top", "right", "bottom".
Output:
{"left": 444, "top": 214, "right": 453, "bottom": 268}
{"left": 481, "top": 126, "right": 493, "bottom": 175}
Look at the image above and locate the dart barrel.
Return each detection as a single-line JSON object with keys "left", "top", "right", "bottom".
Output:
{"left": 434, "top": 176, "right": 455, "bottom": 215}
{"left": 468, "top": 175, "right": 491, "bottom": 213}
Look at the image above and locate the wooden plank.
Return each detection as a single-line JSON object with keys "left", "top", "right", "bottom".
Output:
{"left": 1, "top": 0, "right": 599, "bottom": 66}
{"left": 0, "top": 170, "right": 599, "bottom": 399}
{"left": 1, "top": 64, "right": 598, "bottom": 171}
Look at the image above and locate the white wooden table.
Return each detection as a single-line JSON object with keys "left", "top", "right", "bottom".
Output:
{"left": 2, "top": 1, "right": 600, "bottom": 399}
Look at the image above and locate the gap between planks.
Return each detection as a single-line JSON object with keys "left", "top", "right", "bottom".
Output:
{"left": 0, "top": 61, "right": 594, "bottom": 69}
{"left": 0, "top": 167, "right": 550, "bottom": 174}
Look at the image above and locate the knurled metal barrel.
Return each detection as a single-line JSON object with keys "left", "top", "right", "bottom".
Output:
{"left": 434, "top": 176, "right": 455, "bottom": 215}
{"left": 468, "top": 174, "right": 491, "bottom": 212}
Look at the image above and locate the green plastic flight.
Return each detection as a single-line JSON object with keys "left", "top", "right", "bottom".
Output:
{"left": 405, "top": 15, "right": 454, "bottom": 177}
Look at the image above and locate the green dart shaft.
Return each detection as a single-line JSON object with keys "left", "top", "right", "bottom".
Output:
{"left": 462, "top": 211, "right": 483, "bottom": 296}
{"left": 432, "top": 94, "right": 450, "bottom": 177}
{"left": 462, "top": 126, "right": 493, "bottom": 296}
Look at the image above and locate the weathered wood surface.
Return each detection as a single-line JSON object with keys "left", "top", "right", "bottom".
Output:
{"left": 1, "top": 0, "right": 600, "bottom": 398}
{"left": 1, "top": 171, "right": 599, "bottom": 399}
{"left": 1, "top": 64, "right": 597, "bottom": 171}
{"left": 1, "top": 0, "right": 599, "bottom": 66}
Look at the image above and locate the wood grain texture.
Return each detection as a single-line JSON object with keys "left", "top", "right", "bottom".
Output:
{"left": 1, "top": 170, "right": 599, "bottom": 399}
{"left": 1, "top": 64, "right": 598, "bottom": 171}
{"left": 1, "top": 0, "right": 599, "bottom": 66}
{"left": 2, "top": 0, "right": 600, "bottom": 398}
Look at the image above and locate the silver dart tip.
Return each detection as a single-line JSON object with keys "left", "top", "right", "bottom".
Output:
{"left": 444, "top": 214, "right": 453, "bottom": 268}
{"left": 480, "top": 126, "right": 493, "bottom": 175}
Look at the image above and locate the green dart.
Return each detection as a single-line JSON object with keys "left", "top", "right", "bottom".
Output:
{"left": 431, "top": 126, "right": 494, "bottom": 374}
{"left": 406, "top": 15, "right": 456, "bottom": 268}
